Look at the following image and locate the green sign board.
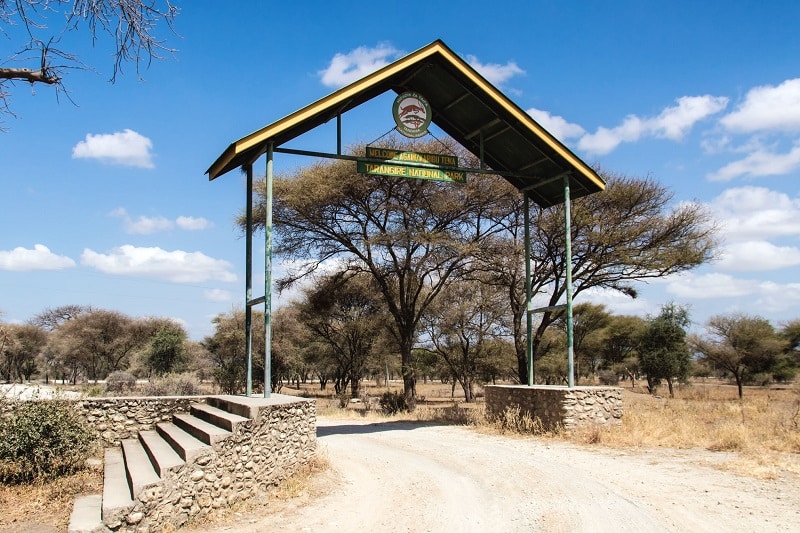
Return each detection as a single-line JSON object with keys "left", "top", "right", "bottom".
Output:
{"left": 358, "top": 147, "right": 466, "bottom": 183}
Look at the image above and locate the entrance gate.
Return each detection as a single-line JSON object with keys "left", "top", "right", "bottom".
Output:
{"left": 207, "top": 40, "right": 605, "bottom": 397}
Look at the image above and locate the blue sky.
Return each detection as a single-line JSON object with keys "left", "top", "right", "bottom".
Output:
{"left": 2, "top": 1, "right": 799, "bottom": 340}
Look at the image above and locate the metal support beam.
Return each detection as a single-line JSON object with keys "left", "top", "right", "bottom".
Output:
{"left": 337, "top": 114, "right": 342, "bottom": 155}
{"left": 244, "top": 164, "right": 254, "bottom": 397}
{"left": 564, "top": 174, "right": 575, "bottom": 388}
{"left": 264, "top": 143, "right": 274, "bottom": 398}
{"left": 524, "top": 193, "right": 533, "bottom": 386}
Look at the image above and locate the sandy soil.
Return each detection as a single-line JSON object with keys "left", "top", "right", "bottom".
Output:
{"left": 192, "top": 416, "right": 800, "bottom": 533}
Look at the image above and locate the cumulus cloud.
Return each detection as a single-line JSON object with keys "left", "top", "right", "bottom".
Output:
{"left": 0, "top": 244, "right": 75, "bottom": 271}
{"left": 579, "top": 286, "right": 653, "bottom": 316}
{"left": 465, "top": 55, "right": 524, "bottom": 87}
{"left": 708, "top": 186, "right": 800, "bottom": 241}
{"left": 717, "top": 241, "right": 800, "bottom": 271}
{"left": 666, "top": 272, "right": 758, "bottom": 299}
{"left": 72, "top": 129, "right": 155, "bottom": 168}
{"left": 527, "top": 108, "right": 586, "bottom": 140}
{"left": 110, "top": 209, "right": 212, "bottom": 234}
{"left": 578, "top": 95, "right": 728, "bottom": 155}
{"left": 720, "top": 78, "right": 800, "bottom": 133}
{"left": 204, "top": 288, "right": 233, "bottom": 302}
{"left": 666, "top": 271, "right": 800, "bottom": 315}
{"left": 319, "top": 43, "right": 402, "bottom": 88}
{"left": 81, "top": 245, "right": 236, "bottom": 283}
{"left": 176, "top": 216, "right": 213, "bottom": 231}
{"left": 706, "top": 142, "right": 800, "bottom": 181}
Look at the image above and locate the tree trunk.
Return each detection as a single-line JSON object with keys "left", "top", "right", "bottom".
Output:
{"left": 735, "top": 373, "right": 744, "bottom": 399}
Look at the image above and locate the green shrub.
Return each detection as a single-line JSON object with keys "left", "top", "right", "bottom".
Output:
{"left": 0, "top": 398, "right": 95, "bottom": 483}
{"left": 379, "top": 391, "right": 408, "bottom": 415}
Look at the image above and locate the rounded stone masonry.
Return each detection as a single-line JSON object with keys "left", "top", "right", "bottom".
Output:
{"left": 484, "top": 385, "right": 623, "bottom": 432}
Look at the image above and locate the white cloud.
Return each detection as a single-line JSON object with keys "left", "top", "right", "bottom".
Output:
{"left": 176, "top": 216, "right": 213, "bottom": 231}
{"left": 666, "top": 272, "right": 757, "bottom": 299}
{"left": 665, "top": 271, "right": 800, "bottom": 315}
{"left": 720, "top": 78, "right": 800, "bottom": 133}
{"left": 465, "top": 55, "right": 524, "bottom": 87}
{"left": 708, "top": 186, "right": 800, "bottom": 241}
{"left": 578, "top": 95, "right": 728, "bottom": 155}
{"left": 72, "top": 129, "right": 155, "bottom": 168}
{"left": 717, "top": 241, "right": 800, "bottom": 271}
{"left": 110, "top": 209, "right": 212, "bottom": 234}
{"left": 319, "top": 44, "right": 401, "bottom": 88}
{"left": 204, "top": 288, "right": 233, "bottom": 302}
{"left": 527, "top": 108, "right": 586, "bottom": 140}
{"left": 81, "top": 245, "right": 237, "bottom": 283}
{"left": 129, "top": 216, "right": 173, "bottom": 235}
{"left": 0, "top": 244, "right": 75, "bottom": 271}
{"left": 580, "top": 286, "right": 653, "bottom": 317}
{"left": 706, "top": 142, "right": 800, "bottom": 181}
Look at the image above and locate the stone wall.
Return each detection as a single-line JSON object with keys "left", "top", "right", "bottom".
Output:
{"left": 77, "top": 396, "right": 208, "bottom": 447}
{"left": 120, "top": 395, "right": 316, "bottom": 532}
{"left": 485, "top": 385, "right": 622, "bottom": 431}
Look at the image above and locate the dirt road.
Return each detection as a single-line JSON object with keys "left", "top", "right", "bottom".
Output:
{"left": 197, "top": 417, "right": 800, "bottom": 532}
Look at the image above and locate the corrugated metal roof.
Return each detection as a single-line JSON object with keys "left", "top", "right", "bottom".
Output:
{"left": 206, "top": 40, "right": 604, "bottom": 207}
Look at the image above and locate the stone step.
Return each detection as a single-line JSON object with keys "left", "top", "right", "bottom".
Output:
{"left": 121, "top": 438, "right": 160, "bottom": 499}
{"left": 156, "top": 421, "right": 210, "bottom": 463}
{"left": 68, "top": 494, "right": 103, "bottom": 533}
{"left": 139, "top": 430, "right": 184, "bottom": 476}
{"left": 102, "top": 448, "right": 133, "bottom": 524}
{"left": 207, "top": 393, "right": 298, "bottom": 419}
{"left": 173, "top": 412, "right": 232, "bottom": 445}
{"left": 191, "top": 402, "right": 249, "bottom": 432}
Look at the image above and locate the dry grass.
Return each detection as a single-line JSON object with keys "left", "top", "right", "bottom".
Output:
{"left": 0, "top": 465, "right": 102, "bottom": 532}
{"left": 557, "top": 382, "right": 800, "bottom": 478}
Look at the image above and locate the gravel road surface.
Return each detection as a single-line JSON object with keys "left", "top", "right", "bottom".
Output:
{"left": 192, "top": 417, "right": 800, "bottom": 533}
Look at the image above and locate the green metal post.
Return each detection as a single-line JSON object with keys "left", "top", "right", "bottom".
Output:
{"left": 245, "top": 164, "right": 254, "bottom": 397}
{"left": 524, "top": 193, "right": 533, "bottom": 386}
{"left": 263, "top": 143, "right": 274, "bottom": 398}
{"left": 337, "top": 114, "right": 342, "bottom": 156}
{"left": 564, "top": 174, "right": 575, "bottom": 388}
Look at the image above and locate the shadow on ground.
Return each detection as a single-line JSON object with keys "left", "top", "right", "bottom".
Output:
{"left": 316, "top": 420, "right": 434, "bottom": 437}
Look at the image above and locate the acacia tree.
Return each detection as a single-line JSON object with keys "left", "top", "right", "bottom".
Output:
{"left": 554, "top": 302, "right": 611, "bottom": 382}
{"left": 252, "top": 138, "right": 511, "bottom": 408}
{"left": 477, "top": 171, "right": 717, "bottom": 383}
{"left": 47, "top": 309, "right": 150, "bottom": 381}
{"left": 600, "top": 314, "right": 647, "bottom": 386}
{"left": 691, "top": 313, "right": 787, "bottom": 398}
{"left": 638, "top": 303, "right": 691, "bottom": 397}
{"left": 296, "top": 272, "right": 382, "bottom": 399}
{"left": 0, "top": 0, "right": 177, "bottom": 120}
{"left": 1, "top": 323, "right": 46, "bottom": 382}
{"left": 420, "top": 279, "right": 507, "bottom": 402}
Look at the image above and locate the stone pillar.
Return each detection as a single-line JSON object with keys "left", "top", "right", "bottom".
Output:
{"left": 484, "top": 385, "right": 622, "bottom": 431}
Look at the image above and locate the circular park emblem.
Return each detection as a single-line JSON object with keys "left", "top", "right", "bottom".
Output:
{"left": 392, "top": 92, "right": 432, "bottom": 138}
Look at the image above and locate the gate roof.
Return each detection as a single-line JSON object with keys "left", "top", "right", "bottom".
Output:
{"left": 207, "top": 40, "right": 604, "bottom": 207}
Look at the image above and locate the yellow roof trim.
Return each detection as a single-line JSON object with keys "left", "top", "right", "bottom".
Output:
{"left": 207, "top": 39, "right": 604, "bottom": 200}
{"left": 431, "top": 45, "right": 604, "bottom": 191}
{"left": 207, "top": 42, "right": 444, "bottom": 180}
